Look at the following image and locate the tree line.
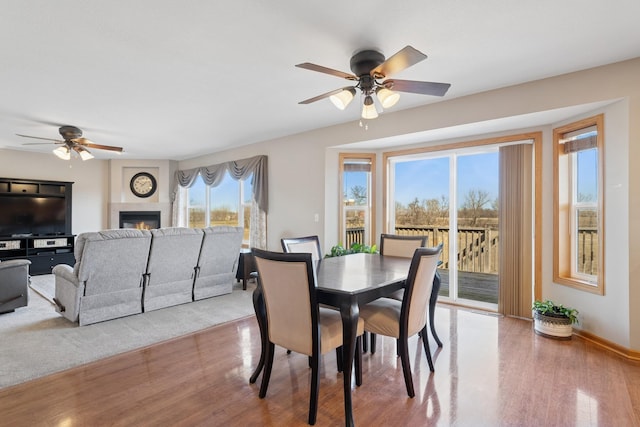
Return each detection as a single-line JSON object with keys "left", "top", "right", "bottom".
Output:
{"left": 346, "top": 186, "right": 499, "bottom": 228}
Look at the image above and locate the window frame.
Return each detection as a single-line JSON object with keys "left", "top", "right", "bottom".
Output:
{"left": 338, "top": 153, "right": 376, "bottom": 247}
{"left": 553, "top": 114, "right": 605, "bottom": 295}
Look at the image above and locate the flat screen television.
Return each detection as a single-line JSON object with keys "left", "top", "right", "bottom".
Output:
{"left": 0, "top": 196, "right": 67, "bottom": 237}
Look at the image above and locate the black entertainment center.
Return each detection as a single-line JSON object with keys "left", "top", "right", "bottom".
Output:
{"left": 0, "top": 177, "right": 75, "bottom": 275}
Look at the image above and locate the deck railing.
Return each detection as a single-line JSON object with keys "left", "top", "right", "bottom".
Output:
{"left": 344, "top": 225, "right": 598, "bottom": 275}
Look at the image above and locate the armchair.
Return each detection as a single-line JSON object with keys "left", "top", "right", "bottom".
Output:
{"left": 0, "top": 259, "right": 31, "bottom": 314}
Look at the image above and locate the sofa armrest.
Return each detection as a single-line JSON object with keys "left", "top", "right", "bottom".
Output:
{"left": 53, "top": 264, "right": 83, "bottom": 321}
{"left": 52, "top": 264, "right": 78, "bottom": 287}
{"left": 0, "top": 259, "right": 31, "bottom": 271}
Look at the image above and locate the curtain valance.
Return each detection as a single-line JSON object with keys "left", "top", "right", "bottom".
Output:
{"left": 172, "top": 155, "right": 268, "bottom": 213}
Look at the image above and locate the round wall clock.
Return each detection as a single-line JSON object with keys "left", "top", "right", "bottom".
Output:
{"left": 130, "top": 172, "right": 157, "bottom": 198}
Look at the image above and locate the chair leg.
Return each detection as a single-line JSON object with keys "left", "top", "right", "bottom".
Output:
{"left": 362, "top": 331, "right": 369, "bottom": 353}
{"left": 250, "top": 288, "right": 267, "bottom": 384}
{"left": 420, "top": 325, "right": 435, "bottom": 372}
{"left": 370, "top": 333, "right": 377, "bottom": 354}
{"left": 430, "top": 272, "right": 443, "bottom": 347}
{"left": 336, "top": 347, "right": 343, "bottom": 372}
{"left": 429, "top": 305, "right": 443, "bottom": 347}
{"left": 309, "top": 353, "right": 320, "bottom": 425}
{"left": 398, "top": 335, "right": 415, "bottom": 398}
{"left": 355, "top": 336, "right": 362, "bottom": 386}
{"left": 259, "top": 342, "right": 275, "bottom": 398}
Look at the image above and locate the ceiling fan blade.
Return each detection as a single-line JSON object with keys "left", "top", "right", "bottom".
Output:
{"left": 384, "top": 79, "right": 451, "bottom": 97}
{"left": 371, "top": 46, "right": 427, "bottom": 78}
{"left": 75, "top": 139, "right": 124, "bottom": 152}
{"left": 16, "top": 134, "right": 63, "bottom": 143}
{"left": 295, "top": 63, "right": 358, "bottom": 80}
{"left": 298, "top": 87, "right": 353, "bottom": 105}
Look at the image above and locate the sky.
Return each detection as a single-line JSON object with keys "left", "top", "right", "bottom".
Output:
{"left": 189, "top": 173, "right": 253, "bottom": 209}
{"left": 345, "top": 151, "right": 501, "bottom": 208}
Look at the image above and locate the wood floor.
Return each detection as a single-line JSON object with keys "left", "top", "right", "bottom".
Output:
{"left": 2, "top": 305, "right": 640, "bottom": 426}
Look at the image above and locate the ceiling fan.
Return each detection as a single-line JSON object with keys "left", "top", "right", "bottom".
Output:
{"left": 296, "top": 45, "right": 451, "bottom": 120}
{"left": 16, "top": 125, "right": 123, "bottom": 160}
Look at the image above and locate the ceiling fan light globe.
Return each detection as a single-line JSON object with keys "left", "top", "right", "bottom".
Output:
{"left": 376, "top": 87, "right": 400, "bottom": 109}
{"left": 72, "top": 145, "right": 95, "bottom": 161}
{"left": 78, "top": 149, "right": 94, "bottom": 161}
{"left": 329, "top": 88, "right": 356, "bottom": 110}
{"left": 361, "top": 95, "right": 378, "bottom": 119}
{"left": 53, "top": 146, "right": 71, "bottom": 160}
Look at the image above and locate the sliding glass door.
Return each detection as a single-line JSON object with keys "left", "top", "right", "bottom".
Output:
{"left": 455, "top": 151, "right": 499, "bottom": 308}
{"left": 388, "top": 148, "right": 499, "bottom": 309}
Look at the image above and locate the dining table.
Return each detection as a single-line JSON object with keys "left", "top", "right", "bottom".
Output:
{"left": 250, "top": 252, "right": 412, "bottom": 427}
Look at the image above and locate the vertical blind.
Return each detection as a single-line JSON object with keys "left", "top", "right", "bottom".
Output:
{"left": 498, "top": 143, "right": 533, "bottom": 318}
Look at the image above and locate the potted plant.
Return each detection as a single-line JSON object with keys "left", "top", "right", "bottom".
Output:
{"left": 325, "top": 243, "right": 378, "bottom": 258}
{"left": 532, "top": 300, "right": 579, "bottom": 340}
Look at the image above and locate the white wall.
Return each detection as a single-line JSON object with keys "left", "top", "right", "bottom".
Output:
{"left": 0, "top": 151, "right": 178, "bottom": 233}
{"left": 179, "top": 57, "right": 640, "bottom": 351}
{"left": 546, "top": 101, "right": 630, "bottom": 346}
{"left": 0, "top": 149, "right": 108, "bottom": 234}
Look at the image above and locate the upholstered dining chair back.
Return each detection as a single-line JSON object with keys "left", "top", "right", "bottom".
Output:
{"left": 379, "top": 234, "right": 427, "bottom": 258}
{"left": 281, "top": 235, "right": 322, "bottom": 262}
{"left": 404, "top": 246, "right": 442, "bottom": 337}
{"left": 253, "top": 249, "right": 316, "bottom": 355}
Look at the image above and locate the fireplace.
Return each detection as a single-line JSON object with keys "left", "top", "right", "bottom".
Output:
{"left": 119, "top": 211, "right": 161, "bottom": 230}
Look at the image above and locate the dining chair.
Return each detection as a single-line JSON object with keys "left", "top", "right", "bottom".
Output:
{"left": 281, "top": 235, "right": 323, "bottom": 262}
{"left": 359, "top": 245, "right": 442, "bottom": 398}
{"left": 281, "top": 235, "right": 342, "bottom": 366}
{"left": 379, "top": 233, "right": 427, "bottom": 258}
{"left": 367, "top": 234, "right": 429, "bottom": 352}
{"left": 252, "top": 248, "right": 364, "bottom": 425}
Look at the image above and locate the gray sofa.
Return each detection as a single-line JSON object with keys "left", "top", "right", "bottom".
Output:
{"left": 144, "top": 227, "right": 204, "bottom": 312}
{"left": 53, "top": 226, "right": 243, "bottom": 326}
{"left": 194, "top": 226, "right": 244, "bottom": 300}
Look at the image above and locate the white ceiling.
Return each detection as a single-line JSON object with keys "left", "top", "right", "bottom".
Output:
{"left": 1, "top": 1, "right": 639, "bottom": 161}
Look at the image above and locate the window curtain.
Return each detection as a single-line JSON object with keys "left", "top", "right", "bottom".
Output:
{"left": 171, "top": 155, "right": 268, "bottom": 249}
{"left": 498, "top": 143, "right": 533, "bottom": 318}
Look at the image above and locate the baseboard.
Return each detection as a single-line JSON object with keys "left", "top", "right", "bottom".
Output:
{"left": 439, "top": 301, "right": 640, "bottom": 360}
{"left": 573, "top": 329, "right": 640, "bottom": 361}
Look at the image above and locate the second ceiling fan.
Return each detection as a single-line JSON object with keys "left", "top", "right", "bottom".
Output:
{"left": 17, "top": 125, "right": 123, "bottom": 160}
{"left": 296, "top": 45, "right": 451, "bottom": 119}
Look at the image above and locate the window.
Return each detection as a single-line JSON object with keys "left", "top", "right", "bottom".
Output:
{"left": 553, "top": 115, "right": 604, "bottom": 294}
{"left": 383, "top": 132, "right": 542, "bottom": 315}
{"left": 339, "top": 154, "right": 375, "bottom": 247}
{"left": 187, "top": 172, "right": 253, "bottom": 245}
{"left": 386, "top": 148, "right": 500, "bottom": 310}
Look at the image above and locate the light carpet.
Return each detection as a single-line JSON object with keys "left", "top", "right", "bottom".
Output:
{"left": 0, "top": 274, "right": 256, "bottom": 389}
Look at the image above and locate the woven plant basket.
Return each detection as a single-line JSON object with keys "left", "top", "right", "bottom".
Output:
{"left": 533, "top": 311, "right": 573, "bottom": 340}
